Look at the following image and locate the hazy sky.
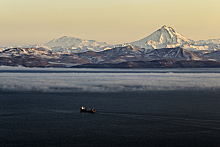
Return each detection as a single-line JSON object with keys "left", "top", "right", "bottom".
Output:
{"left": 0, "top": 0, "right": 220, "bottom": 46}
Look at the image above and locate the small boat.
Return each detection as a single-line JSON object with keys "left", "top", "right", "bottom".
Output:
{"left": 80, "top": 106, "right": 96, "bottom": 113}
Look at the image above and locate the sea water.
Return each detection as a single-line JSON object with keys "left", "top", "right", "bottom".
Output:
{"left": 0, "top": 68, "right": 220, "bottom": 147}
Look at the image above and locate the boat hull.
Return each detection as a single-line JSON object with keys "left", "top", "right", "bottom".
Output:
{"left": 80, "top": 108, "right": 96, "bottom": 113}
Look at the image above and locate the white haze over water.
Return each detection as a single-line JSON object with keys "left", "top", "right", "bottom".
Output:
{"left": 1, "top": 68, "right": 220, "bottom": 92}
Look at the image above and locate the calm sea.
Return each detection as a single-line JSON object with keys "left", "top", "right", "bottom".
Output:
{"left": 0, "top": 68, "right": 220, "bottom": 147}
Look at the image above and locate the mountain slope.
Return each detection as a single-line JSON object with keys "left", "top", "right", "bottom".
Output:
{"left": 0, "top": 48, "right": 90, "bottom": 67}
{"left": 74, "top": 45, "right": 207, "bottom": 64}
{"left": 143, "top": 47, "right": 204, "bottom": 61}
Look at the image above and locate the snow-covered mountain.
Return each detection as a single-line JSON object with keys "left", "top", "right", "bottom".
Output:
{"left": 0, "top": 47, "right": 91, "bottom": 67}
{"left": 22, "top": 44, "right": 52, "bottom": 50}
{"left": 0, "top": 44, "right": 51, "bottom": 52}
{"left": 130, "top": 25, "right": 195, "bottom": 48}
{"left": 130, "top": 25, "right": 220, "bottom": 52}
{"left": 0, "top": 48, "right": 60, "bottom": 59}
{"left": 193, "top": 38, "right": 220, "bottom": 51}
{"left": 195, "top": 38, "right": 220, "bottom": 45}
{"left": 44, "top": 36, "right": 113, "bottom": 53}
{"left": 0, "top": 48, "right": 64, "bottom": 67}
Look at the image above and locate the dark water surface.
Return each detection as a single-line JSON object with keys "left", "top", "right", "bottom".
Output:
{"left": 1, "top": 91, "right": 220, "bottom": 147}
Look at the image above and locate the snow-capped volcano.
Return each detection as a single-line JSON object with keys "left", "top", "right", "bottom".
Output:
{"left": 130, "top": 25, "right": 195, "bottom": 49}
{"left": 44, "top": 36, "right": 109, "bottom": 47}
{"left": 44, "top": 36, "right": 113, "bottom": 53}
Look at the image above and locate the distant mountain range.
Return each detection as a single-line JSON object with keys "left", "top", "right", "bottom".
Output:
{"left": 1, "top": 25, "right": 220, "bottom": 53}
{"left": 1, "top": 25, "right": 220, "bottom": 68}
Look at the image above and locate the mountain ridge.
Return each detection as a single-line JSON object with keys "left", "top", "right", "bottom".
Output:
{"left": 1, "top": 25, "right": 220, "bottom": 53}
{"left": 0, "top": 45, "right": 219, "bottom": 68}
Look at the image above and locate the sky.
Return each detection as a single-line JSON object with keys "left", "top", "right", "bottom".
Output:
{"left": 0, "top": 0, "right": 220, "bottom": 46}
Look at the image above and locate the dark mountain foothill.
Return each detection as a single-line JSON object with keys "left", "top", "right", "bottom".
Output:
{"left": 0, "top": 56, "right": 66, "bottom": 68}
{"left": 72, "top": 59, "right": 220, "bottom": 68}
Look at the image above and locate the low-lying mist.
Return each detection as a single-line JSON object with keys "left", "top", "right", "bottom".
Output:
{"left": 1, "top": 71, "right": 220, "bottom": 92}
